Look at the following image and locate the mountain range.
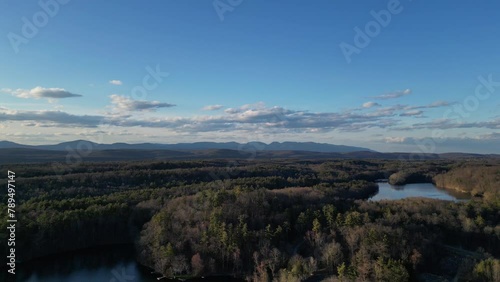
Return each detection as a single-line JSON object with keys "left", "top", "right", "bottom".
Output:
{"left": 0, "top": 140, "right": 373, "bottom": 153}
{"left": 0, "top": 140, "right": 497, "bottom": 164}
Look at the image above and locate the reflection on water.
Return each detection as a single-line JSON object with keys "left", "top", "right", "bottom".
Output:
{"left": 17, "top": 245, "right": 245, "bottom": 282}
{"left": 18, "top": 245, "right": 158, "bottom": 282}
{"left": 370, "top": 183, "right": 471, "bottom": 201}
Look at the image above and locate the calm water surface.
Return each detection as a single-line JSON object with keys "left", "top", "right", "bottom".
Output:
{"left": 370, "top": 182, "right": 471, "bottom": 201}
{"left": 18, "top": 245, "right": 158, "bottom": 282}
{"left": 16, "top": 245, "right": 243, "bottom": 282}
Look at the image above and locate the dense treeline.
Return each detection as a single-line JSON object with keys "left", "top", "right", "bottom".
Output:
{"left": 138, "top": 190, "right": 500, "bottom": 281}
{"left": 434, "top": 165, "right": 500, "bottom": 200}
{"left": 0, "top": 159, "right": 379, "bottom": 262}
{"left": 0, "top": 158, "right": 498, "bottom": 281}
{"left": 0, "top": 189, "right": 163, "bottom": 261}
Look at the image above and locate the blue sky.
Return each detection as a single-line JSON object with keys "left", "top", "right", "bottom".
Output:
{"left": 0, "top": 0, "right": 499, "bottom": 153}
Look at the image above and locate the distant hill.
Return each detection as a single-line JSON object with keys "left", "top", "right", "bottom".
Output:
{"left": 0, "top": 147, "right": 498, "bottom": 165}
{"left": 0, "top": 140, "right": 497, "bottom": 165}
{"left": 0, "top": 140, "right": 373, "bottom": 153}
{"left": 0, "top": 141, "right": 32, "bottom": 149}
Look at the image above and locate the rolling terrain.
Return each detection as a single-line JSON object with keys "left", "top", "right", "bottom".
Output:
{"left": 0, "top": 140, "right": 497, "bottom": 164}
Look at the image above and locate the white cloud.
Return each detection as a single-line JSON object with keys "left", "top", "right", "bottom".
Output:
{"left": 405, "top": 100, "right": 453, "bottom": 110}
{"left": 0, "top": 109, "right": 103, "bottom": 127}
{"left": 109, "top": 95, "right": 175, "bottom": 112}
{"left": 363, "top": 101, "right": 452, "bottom": 118}
{"left": 2, "top": 86, "right": 82, "bottom": 99}
{"left": 1, "top": 101, "right": 498, "bottom": 153}
{"left": 202, "top": 104, "right": 224, "bottom": 111}
{"left": 224, "top": 108, "right": 240, "bottom": 114}
{"left": 394, "top": 117, "right": 500, "bottom": 131}
{"left": 385, "top": 137, "right": 407, "bottom": 143}
{"left": 427, "top": 100, "right": 452, "bottom": 107}
{"left": 477, "top": 132, "right": 500, "bottom": 140}
{"left": 1, "top": 98, "right": 496, "bottom": 153}
{"left": 372, "top": 89, "right": 412, "bottom": 100}
{"left": 109, "top": 80, "right": 123, "bottom": 85}
{"left": 379, "top": 135, "right": 500, "bottom": 154}
{"left": 224, "top": 102, "right": 268, "bottom": 114}
{"left": 362, "top": 101, "right": 381, "bottom": 108}
{"left": 0, "top": 101, "right": 399, "bottom": 132}
{"left": 400, "top": 110, "right": 423, "bottom": 117}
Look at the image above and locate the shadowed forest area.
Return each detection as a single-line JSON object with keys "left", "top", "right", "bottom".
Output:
{"left": 1, "top": 158, "right": 499, "bottom": 281}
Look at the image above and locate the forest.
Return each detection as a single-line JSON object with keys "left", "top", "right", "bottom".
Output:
{"left": 0, "top": 158, "right": 499, "bottom": 281}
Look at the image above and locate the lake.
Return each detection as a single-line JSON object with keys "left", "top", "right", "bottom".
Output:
{"left": 16, "top": 245, "right": 244, "bottom": 282}
{"left": 17, "top": 245, "right": 158, "bottom": 282}
{"left": 370, "top": 182, "right": 471, "bottom": 201}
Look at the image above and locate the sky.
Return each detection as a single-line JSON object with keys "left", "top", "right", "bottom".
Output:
{"left": 0, "top": 0, "right": 499, "bottom": 153}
